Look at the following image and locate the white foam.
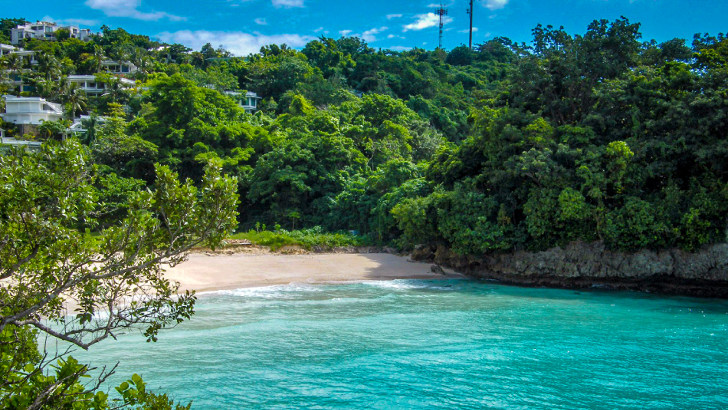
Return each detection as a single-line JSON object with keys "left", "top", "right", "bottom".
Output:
{"left": 358, "top": 279, "right": 454, "bottom": 291}
{"left": 201, "top": 283, "right": 325, "bottom": 299}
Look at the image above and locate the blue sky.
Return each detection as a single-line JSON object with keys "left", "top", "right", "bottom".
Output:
{"left": 4, "top": 0, "right": 727, "bottom": 55}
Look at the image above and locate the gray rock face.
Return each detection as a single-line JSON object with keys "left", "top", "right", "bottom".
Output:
{"left": 411, "top": 242, "right": 728, "bottom": 297}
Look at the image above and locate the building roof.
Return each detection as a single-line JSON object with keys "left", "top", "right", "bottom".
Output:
{"left": 224, "top": 91, "right": 262, "bottom": 99}
{"left": 68, "top": 75, "right": 136, "bottom": 86}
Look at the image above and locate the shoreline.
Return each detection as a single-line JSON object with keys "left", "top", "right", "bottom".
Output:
{"left": 164, "top": 252, "right": 462, "bottom": 293}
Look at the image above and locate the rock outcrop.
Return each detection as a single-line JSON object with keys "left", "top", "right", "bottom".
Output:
{"left": 410, "top": 242, "right": 728, "bottom": 298}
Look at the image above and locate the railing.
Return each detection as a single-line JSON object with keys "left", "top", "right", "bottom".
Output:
{"left": 3, "top": 109, "right": 63, "bottom": 114}
{"left": 1, "top": 136, "right": 42, "bottom": 147}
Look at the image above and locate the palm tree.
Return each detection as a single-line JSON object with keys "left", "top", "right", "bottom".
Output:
{"left": 79, "top": 113, "right": 100, "bottom": 144}
{"left": 2, "top": 54, "right": 23, "bottom": 72}
{"left": 92, "top": 45, "right": 105, "bottom": 73}
{"left": 29, "top": 76, "right": 56, "bottom": 99}
{"left": 110, "top": 44, "right": 132, "bottom": 66}
{"left": 103, "top": 76, "right": 128, "bottom": 104}
{"left": 64, "top": 83, "right": 88, "bottom": 120}
{"left": 56, "top": 75, "right": 71, "bottom": 101}
{"left": 36, "top": 52, "right": 61, "bottom": 82}
{"left": 130, "top": 47, "right": 151, "bottom": 80}
{"left": 2, "top": 54, "right": 24, "bottom": 95}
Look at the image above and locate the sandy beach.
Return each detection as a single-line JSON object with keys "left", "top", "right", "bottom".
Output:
{"left": 165, "top": 252, "right": 458, "bottom": 292}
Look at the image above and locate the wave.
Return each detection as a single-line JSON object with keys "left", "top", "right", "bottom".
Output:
{"left": 200, "top": 283, "right": 326, "bottom": 299}
{"left": 358, "top": 279, "right": 459, "bottom": 291}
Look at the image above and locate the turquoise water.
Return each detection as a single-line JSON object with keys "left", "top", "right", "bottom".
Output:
{"left": 74, "top": 279, "right": 728, "bottom": 408}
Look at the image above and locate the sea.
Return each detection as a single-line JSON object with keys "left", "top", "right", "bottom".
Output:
{"left": 72, "top": 279, "right": 728, "bottom": 409}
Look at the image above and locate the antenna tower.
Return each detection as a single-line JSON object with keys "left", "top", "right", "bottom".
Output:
{"left": 466, "top": 0, "right": 474, "bottom": 49}
{"left": 435, "top": 3, "right": 448, "bottom": 49}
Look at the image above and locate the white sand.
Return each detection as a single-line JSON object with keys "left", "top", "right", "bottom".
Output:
{"left": 165, "top": 252, "right": 457, "bottom": 292}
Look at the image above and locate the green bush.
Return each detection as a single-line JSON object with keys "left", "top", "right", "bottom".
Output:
{"left": 230, "top": 226, "right": 371, "bottom": 250}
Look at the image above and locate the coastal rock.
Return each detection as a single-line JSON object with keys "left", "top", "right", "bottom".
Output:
{"left": 411, "top": 241, "right": 728, "bottom": 298}
{"left": 430, "top": 265, "right": 445, "bottom": 275}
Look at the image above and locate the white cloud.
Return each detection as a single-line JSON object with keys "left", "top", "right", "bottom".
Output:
{"left": 42, "top": 16, "right": 100, "bottom": 26}
{"left": 337, "top": 26, "right": 388, "bottom": 42}
{"left": 457, "top": 27, "right": 478, "bottom": 33}
{"left": 85, "top": 0, "right": 185, "bottom": 21}
{"left": 482, "top": 0, "right": 509, "bottom": 11}
{"left": 386, "top": 14, "right": 403, "bottom": 20}
{"left": 255, "top": 17, "right": 267, "bottom": 25}
{"left": 361, "top": 26, "right": 387, "bottom": 42}
{"left": 403, "top": 12, "right": 452, "bottom": 32}
{"left": 314, "top": 26, "right": 324, "bottom": 33}
{"left": 272, "top": 0, "right": 304, "bottom": 8}
{"left": 157, "top": 30, "right": 315, "bottom": 56}
{"left": 389, "top": 45, "right": 412, "bottom": 51}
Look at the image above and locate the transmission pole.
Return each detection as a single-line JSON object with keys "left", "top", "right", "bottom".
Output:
{"left": 467, "top": 0, "right": 474, "bottom": 49}
{"left": 435, "top": 3, "right": 448, "bottom": 49}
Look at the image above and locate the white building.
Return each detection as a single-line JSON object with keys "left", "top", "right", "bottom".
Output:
{"left": 0, "top": 44, "right": 38, "bottom": 64}
{"left": 67, "top": 75, "right": 136, "bottom": 96}
{"left": 101, "top": 60, "right": 138, "bottom": 75}
{"left": 10, "top": 21, "right": 92, "bottom": 45}
{"left": 0, "top": 44, "right": 15, "bottom": 56}
{"left": 1, "top": 95, "right": 63, "bottom": 127}
{"left": 69, "top": 115, "right": 106, "bottom": 134}
{"left": 224, "top": 91, "right": 262, "bottom": 113}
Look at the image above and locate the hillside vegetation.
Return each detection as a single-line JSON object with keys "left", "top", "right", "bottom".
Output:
{"left": 2, "top": 17, "right": 727, "bottom": 254}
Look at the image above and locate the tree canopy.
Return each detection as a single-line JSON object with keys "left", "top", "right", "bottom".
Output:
{"left": 0, "top": 140, "right": 238, "bottom": 407}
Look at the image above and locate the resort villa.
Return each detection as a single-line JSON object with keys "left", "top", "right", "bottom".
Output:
{"left": 10, "top": 21, "right": 92, "bottom": 45}
{"left": 0, "top": 44, "right": 15, "bottom": 56}
{"left": 100, "top": 60, "right": 138, "bottom": 76}
{"left": 0, "top": 44, "right": 38, "bottom": 64}
{"left": 67, "top": 75, "right": 136, "bottom": 96}
{"left": 1, "top": 20, "right": 260, "bottom": 142}
{"left": 1, "top": 44, "right": 40, "bottom": 92}
{"left": 0, "top": 95, "right": 64, "bottom": 135}
{"left": 224, "top": 91, "right": 262, "bottom": 113}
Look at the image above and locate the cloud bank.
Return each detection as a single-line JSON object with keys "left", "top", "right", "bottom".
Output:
{"left": 403, "top": 13, "right": 453, "bottom": 32}
{"left": 85, "top": 0, "right": 185, "bottom": 21}
{"left": 157, "top": 30, "right": 315, "bottom": 56}
{"left": 482, "top": 0, "right": 509, "bottom": 11}
{"left": 272, "top": 0, "right": 304, "bottom": 8}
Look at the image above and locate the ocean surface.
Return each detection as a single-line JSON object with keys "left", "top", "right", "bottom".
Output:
{"left": 72, "top": 279, "right": 728, "bottom": 409}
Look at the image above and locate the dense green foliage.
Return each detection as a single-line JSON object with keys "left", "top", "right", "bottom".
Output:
{"left": 2, "top": 16, "right": 727, "bottom": 249}
{"left": 3, "top": 18, "right": 726, "bottom": 254}
{"left": 0, "top": 140, "right": 238, "bottom": 407}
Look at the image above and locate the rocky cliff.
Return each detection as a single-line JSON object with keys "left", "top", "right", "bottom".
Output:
{"left": 411, "top": 242, "right": 728, "bottom": 298}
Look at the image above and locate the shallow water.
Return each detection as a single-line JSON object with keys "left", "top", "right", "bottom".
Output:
{"left": 72, "top": 279, "right": 728, "bottom": 409}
